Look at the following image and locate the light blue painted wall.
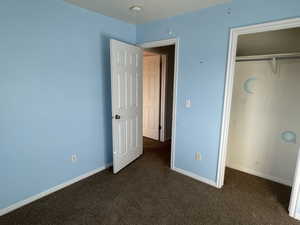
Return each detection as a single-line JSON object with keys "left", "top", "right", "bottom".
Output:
{"left": 137, "top": 0, "right": 300, "bottom": 192}
{"left": 0, "top": 0, "right": 135, "bottom": 209}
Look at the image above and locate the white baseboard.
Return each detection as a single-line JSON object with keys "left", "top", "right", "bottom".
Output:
{"left": 227, "top": 163, "right": 292, "bottom": 186}
{"left": 293, "top": 212, "right": 300, "bottom": 221}
{"left": 172, "top": 167, "right": 218, "bottom": 188}
{"left": 0, "top": 163, "right": 112, "bottom": 217}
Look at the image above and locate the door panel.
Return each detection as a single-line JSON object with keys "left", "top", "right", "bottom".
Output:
{"left": 143, "top": 55, "right": 161, "bottom": 140}
{"left": 110, "top": 39, "right": 143, "bottom": 174}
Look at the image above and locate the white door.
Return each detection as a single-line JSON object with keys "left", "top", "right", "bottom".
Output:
{"left": 143, "top": 55, "right": 161, "bottom": 140}
{"left": 110, "top": 39, "right": 143, "bottom": 174}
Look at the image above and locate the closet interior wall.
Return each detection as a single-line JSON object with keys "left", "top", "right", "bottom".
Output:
{"left": 226, "top": 53, "right": 300, "bottom": 186}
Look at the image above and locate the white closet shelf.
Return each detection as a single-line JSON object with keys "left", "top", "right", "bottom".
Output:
{"left": 236, "top": 52, "right": 300, "bottom": 62}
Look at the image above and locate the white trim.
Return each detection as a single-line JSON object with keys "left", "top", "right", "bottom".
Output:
{"left": 289, "top": 148, "right": 300, "bottom": 217}
{"left": 173, "top": 167, "right": 218, "bottom": 188}
{"left": 229, "top": 17, "right": 300, "bottom": 35}
{"left": 160, "top": 54, "right": 167, "bottom": 142}
{"left": 0, "top": 163, "right": 112, "bottom": 217}
{"left": 140, "top": 38, "right": 179, "bottom": 170}
{"left": 294, "top": 212, "right": 300, "bottom": 221}
{"left": 227, "top": 163, "right": 292, "bottom": 186}
{"left": 216, "top": 27, "right": 237, "bottom": 189}
{"left": 140, "top": 38, "right": 178, "bottom": 49}
{"left": 216, "top": 17, "right": 300, "bottom": 220}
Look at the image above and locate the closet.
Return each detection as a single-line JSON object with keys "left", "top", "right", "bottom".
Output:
{"left": 226, "top": 53, "right": 300, "bottom": 186}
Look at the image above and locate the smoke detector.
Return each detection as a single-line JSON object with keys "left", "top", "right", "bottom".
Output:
{"left": 129, "top": 5, "right": 142, "bottom": 12}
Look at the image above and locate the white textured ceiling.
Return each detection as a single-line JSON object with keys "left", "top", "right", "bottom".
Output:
{"left": 65, "top": 0, "right": 231, "bottom": 24}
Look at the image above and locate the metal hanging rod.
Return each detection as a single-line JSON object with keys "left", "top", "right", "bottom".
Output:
{"left": 236, "top": 52, "right": 300, "bottom": 62}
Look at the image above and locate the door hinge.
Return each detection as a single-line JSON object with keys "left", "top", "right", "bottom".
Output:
{"left": 159, "top": 125, "right": 162, "bottom": 130}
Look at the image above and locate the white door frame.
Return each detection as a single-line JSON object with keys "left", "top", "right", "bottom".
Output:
{"left": 160, "top": 54, "right": 167, "bottom": 142}
{"left": 216, "top": 17, "right": 300, "bottom": 219}
{"left": 140, "top": 38, "right": 179, "bottom": 170}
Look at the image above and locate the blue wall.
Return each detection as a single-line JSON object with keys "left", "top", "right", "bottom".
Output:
{"left": 137, "top": 0, "right": 300, "bottom": 182}
{"left": 0, "top": 0, "right": 135, "bottom": 209}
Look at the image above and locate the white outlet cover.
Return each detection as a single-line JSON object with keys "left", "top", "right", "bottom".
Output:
{"left": 185, "top": 99, "right": 192, "bottom": 108}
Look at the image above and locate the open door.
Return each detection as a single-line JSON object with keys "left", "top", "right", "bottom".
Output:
{"left": 143, "top": 55, "right": 161, "bottom": 140}
{"left": 110, "top": 39, "right": 143, "bottom": 174}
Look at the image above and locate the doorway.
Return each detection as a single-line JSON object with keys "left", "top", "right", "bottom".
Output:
{"left": 143, "top": 41, "right": 175, "bottom": 168}
{"left": 110, "top": 38, "right": 179, "bottom": 173}
{"left": 142, "top": 44, "right": 175, "bottom": 167}
{"left": 143, "top": 45, "right": 175, "bottom": 142}
{"left": 217, "top": 18, "right": 300, "bottom": 220}
{"left": 140, "top": 39, "right": 179, "bottom": 169}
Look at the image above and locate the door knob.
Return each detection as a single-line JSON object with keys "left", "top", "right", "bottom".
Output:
{"left": 115, "top": 114, "right": 121, "bottom": 120}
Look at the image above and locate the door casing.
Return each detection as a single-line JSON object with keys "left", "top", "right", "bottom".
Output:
{"left": 140, "top": 38, "right": 179, "bottom": 170}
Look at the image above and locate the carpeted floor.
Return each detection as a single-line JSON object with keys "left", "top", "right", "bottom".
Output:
{"left": 1, "top": 138, "right": 299, "bottom": 225}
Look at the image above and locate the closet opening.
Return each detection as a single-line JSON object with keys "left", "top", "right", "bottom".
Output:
{"left": 217, "top": 18, "right": 300, "bottom": 220}
{"left": 227, "top": 27, "right": 300, "bottom": 186}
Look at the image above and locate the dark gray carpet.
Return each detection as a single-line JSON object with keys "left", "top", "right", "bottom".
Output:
{"left": 1, "top": 138, "right": 299, "bottom": 225}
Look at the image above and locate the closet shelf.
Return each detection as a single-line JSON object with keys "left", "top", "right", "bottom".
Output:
{"left": 236, "top": 52, "right": 300, "bottom": 62}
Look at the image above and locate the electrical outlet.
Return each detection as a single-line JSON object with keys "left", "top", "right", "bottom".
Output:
{"left": 71, "top": 154, "right": 77, "bottom": 163}
{"left": 195, "top": 152, "right": 201, "bottom": 161}
{"left": 185, "top": 99, "right": 192, "bottom": 108}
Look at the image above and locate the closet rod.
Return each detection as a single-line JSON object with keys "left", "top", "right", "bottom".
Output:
{"left": 236, "top": 52, "right": 300, "bottom": 62}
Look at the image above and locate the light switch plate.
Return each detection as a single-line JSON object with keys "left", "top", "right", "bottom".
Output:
{"left": 195, "top": 152, "right": 201, "bottom": 161}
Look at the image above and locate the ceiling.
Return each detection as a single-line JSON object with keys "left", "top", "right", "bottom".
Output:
{"left": 237, "top": 28, "right": 300, "bottom": 56}
{"left": 65, "top": 0, "right": 231, "bottom": 24}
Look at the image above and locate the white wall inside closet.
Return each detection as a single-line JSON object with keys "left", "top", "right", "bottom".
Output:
{"left": 226, "top": 58, "right": 300, "bottom": 186}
